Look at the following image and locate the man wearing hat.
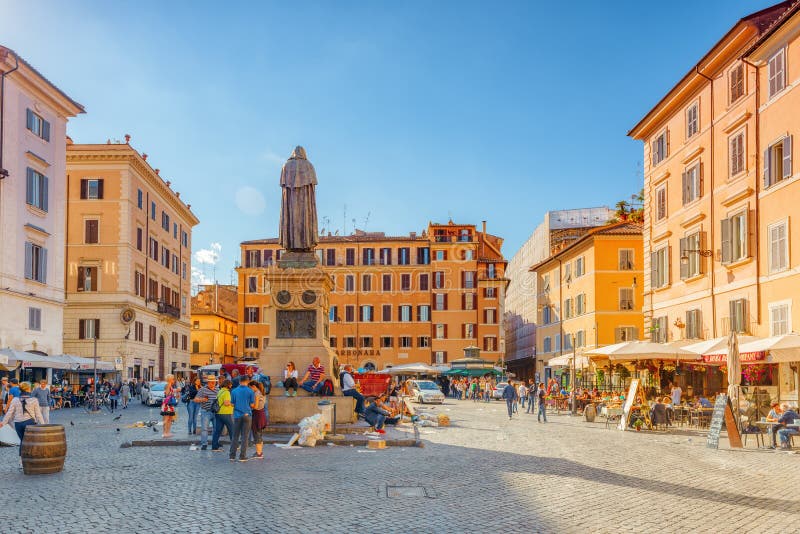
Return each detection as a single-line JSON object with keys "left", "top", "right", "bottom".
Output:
{"left": 193, "top": 375, "right": 219, "bottom": 451}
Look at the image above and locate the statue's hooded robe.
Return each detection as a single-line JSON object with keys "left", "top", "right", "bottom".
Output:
{"left": 279, "top": 146, "right": 318, "bottom": 251}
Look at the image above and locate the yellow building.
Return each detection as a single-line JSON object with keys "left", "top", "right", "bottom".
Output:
{"left": 237, "top": 221, "right": 508, "bottom": 370}
{"left": 532, "top": 222, "right": 644, "bottom": 384}
{"left": 65, "top": 140, "right": 199, "bottom": 380}
{"left": 191, "top": 284, "right": 238, "bottom": 367}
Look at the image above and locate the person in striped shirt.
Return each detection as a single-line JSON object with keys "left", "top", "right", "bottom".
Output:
{"left": 300, "top": 357, "right": 327, "bottom": 394}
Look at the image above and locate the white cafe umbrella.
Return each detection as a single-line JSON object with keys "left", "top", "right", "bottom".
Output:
{"left": 727, "top": 330, "right": 741, "bottom": 429}
{"left": 683, "top": 336, "right": 760, "bottom": 358}
{"left": 738, "top": 333, "right": 800, "bottom": 362}
{"left": 584, "top": 341, "right": 699, "bottom": 361}
{"left": 383, "top": 363, "right": 439, "bottom": 375}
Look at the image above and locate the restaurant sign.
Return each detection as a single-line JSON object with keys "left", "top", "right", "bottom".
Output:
{"left": 702, "top": 351, "right": 765, "bottom": 363}
{"left": 335, "top": 349, "right": 382, "bottom": 357}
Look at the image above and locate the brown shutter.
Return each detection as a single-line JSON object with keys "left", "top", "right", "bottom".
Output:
{"left": 79, "top": 319, "right": 85, "bottom": 339}
{"left": 442, "top": 351, "right": 448, "bottom": 364}
{"left": 94, "top": 319, "right": 100, "bottom": 339}
{"left": 721, "top": 218, "right": 732, "bottom": 263}
{"left": 783, "top": 136, "right": 792, "bottom": 180}
{"left": 80, "top": 179, "right": 87, "bottom": 199}
{"left": 97, "top": 179, "right": 104, "bottom": 199}
{"left": 443, "top": 293, "right": 448, "bottom": 310}
{"left": 681, "top": 171, "right": 688, "bottom": 205}
{"left": 77, "top": 267, "right": 85, "bottom": 291}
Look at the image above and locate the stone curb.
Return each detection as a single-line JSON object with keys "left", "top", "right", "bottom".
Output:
{"left": 123, "top": 436, "right": 422, "bottom": 448}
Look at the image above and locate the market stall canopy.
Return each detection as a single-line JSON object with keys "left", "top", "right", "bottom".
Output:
{"left": 683, "top": 336, "right": 761, "bottom": 357}
{"left": 449, "top": 357, "right": 496, "bottom": 369}
{"left": 0, "top": 349, "right": 72, "bottom": 370}
{"left": 547, "top": 354, "right": 590, "bottom": 368}
{"left": 738, "top": 333, "right": 800, "bottom": 363}
{"left": 584, "top": 341, "right": 700, "bottom": 362}
{"left": 382, "top": 363, "right": 440, "bottom": 375}
{"left": 57, "top": 354, "right": 115, "bottom": 371}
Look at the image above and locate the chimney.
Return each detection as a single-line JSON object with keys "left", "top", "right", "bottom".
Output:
{"left": 482, "top": 220, "right": 487, "bottom": 257}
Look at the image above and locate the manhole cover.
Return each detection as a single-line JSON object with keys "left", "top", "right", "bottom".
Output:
{"left": 387, "top": 485, "right": 428, "bottom": 498}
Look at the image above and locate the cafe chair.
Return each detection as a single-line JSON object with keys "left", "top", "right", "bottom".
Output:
{"left": 740, "top": 424, "right": 764, "bottom": 448}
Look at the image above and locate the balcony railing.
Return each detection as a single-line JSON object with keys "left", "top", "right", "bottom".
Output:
{"left": 158, "top": 300, "right": 181, "bottom": 319}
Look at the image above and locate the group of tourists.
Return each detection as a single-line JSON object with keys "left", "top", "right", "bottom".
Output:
{"left": 445, "top": 376, "right": 498, "bottom": 401}
{"left": 0, "top": 378, "right": 46, "bottom": 468}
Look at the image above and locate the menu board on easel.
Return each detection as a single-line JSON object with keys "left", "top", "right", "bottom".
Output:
{"left": 707, "top": 394, "right": 743, "bottom": 449}
{"left": 618, "top": 379, "right": 639, "bottom": 431}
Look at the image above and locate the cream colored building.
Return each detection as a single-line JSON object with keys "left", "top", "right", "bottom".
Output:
{"left": 191, "top": 284, "right": 238, "bottom": 368}
{"left": 64, "top": 141, "right": 199, "bottom": 380}
{"left": 0, "top": 46, "right": 83, "bottom": 360}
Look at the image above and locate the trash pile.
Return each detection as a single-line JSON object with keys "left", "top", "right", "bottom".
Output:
{"left": 297, "top": 414, "right": 326, "bottom": 447}
{"left": 415, "top": 413, "right": 450, "bottom": 427}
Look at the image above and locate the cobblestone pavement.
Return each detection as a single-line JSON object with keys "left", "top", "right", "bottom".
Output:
{"left": 1, "top": 397, "right": 799, "bottom": 533}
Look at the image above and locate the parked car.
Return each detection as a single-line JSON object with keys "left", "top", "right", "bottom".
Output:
{"left": 492, "top": 382, "right": 510, "bottom": 400}
{"left": 141, "top": 381, "right": 167, "bottom": 406}
{"left": 408, "top": 380, "right": 445, "bottom": 404}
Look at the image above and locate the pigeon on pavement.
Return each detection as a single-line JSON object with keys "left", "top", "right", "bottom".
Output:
{"left": 113, "top": 415, "right": 122, "bottom": 421}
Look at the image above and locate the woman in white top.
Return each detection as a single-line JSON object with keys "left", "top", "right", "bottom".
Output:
{"left": 283, "top": 361, "right": 299, "bottom": 397}
{"left": 0, "top": 381, "right": 44, "bottom": 461}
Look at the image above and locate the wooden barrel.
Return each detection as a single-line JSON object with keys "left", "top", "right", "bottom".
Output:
{"left": 584, "top": 404, "right": 597, "bottom": 422}
{"left": 21, "top": 424, "right": 67, "bottom": 475}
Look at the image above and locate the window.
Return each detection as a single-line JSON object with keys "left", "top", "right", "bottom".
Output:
{"left": 652, "top": 130, "right": 667, "bottom": 166}
{"left": 245, "top": 250, "right": 261, "bottom": 268}
{"left": 149, "top": 238, "right": 159, "bottom": 261}
{"left": 576, "top": 294, "right": 586, "bottom": 315}
{"left": 192, "top": 341, "right": 199, "bottom": 353}
{"left": 655, "top": 185, "right": 667, "bottom": 221}
{"left": 651, "top": 246, "right": 670, "bottom": 289}
{"left": 729, "top": 131, "right": 745, "bottom": 177}
{"left": 419, "top": 273, "right": 429, "bottom": 291}
{"left": 615, "top": 326, "right": 638, "bottom": 343}
{"left": 343, "top": 337, "right": 356, "bottom": 348}
{"left": 137, "top": 189, "right": 143, "bottom": 209}
{"left": 345, "top": 305, "right": 355, "bottom": 323}
{"left": 399, "top": 305, "right": 411, "bottom": 322}
{"left": 432, "top": 351, "right": 446, "bottom": 364}
{"left": 619, "top": 288, "right": 634, "bottom": 311}
{"left": 360, "top": 336, "right": 373, "bottom": 348}
{"left": 329, "top": 337, "right": 337, "bottom": 348}
{"left": 382, "top": 304, "right": 392, "bottom": 322}
{"left": 418, "top": 336, "right": 430, "bottom": 348}
{"left": 435, "top": 250, "right": 446, "bottom": 261}
{"left": 25, "top": 168, "right": 48, "bottom": 211}
{"left": 25, "top": 108, "right": 50, "bottom": 141}
{"left": 79, "top": 319, "right": 100, "bottom": 340}
{"left": 382, "top": 274, "right": 392, "bottom": 292}
{"left": 325, "top": 249, "right": 336, "bottom": 266}
{"left": 182, "top": 262, "right": 187, "bottom": 280}
{"left": 345, "top": 248, "right": 355, "bottom": 266}
{"left": 686, "top": 103, "right": 698, "bottom": 139}
{"left": 28, "top": 307, "right": 41, "bottom": 331}
{"left": 682, "top": 163, "right": 701, "bottom": 205}
{"left": 464, "top": 292, "right": 475, "bottom": 310}
{"left": 770, "top": 302, "right": 790, "bottom": 336}
{"left": 768, "top": 48, "right": 786, "bottom": 98}
{"left": 136, "top": 228, "right": 143, "bottom": 251}
{"left": 161, "top": 211, "right": 170, "bottom": 232}
{"left": 680, "top": 232, "right": 704, "bottom": 279}
{"left": 721, "top": 211, "right": 748, "bottom": 264}
{"left": 381, "top": 336, "right": 393, "bottom": 348}
{"left": 361, "top": 274, "right": 372, "bottom": 292}
{"left": 173, "top": 223, "right": 177, "bottom": 239}
{"left": 244, "top": 307, "right": 259, "bottom": 323}
{"left": 24, "top": 242, "right": 47, "bottom": 283}
{"left": 484, "top": 337, "right": 497, "bottom": 351}
{"left": 193, "top": 320, "right": 199, "bottom": 329}
{"left": 379, "top": 247, "right": 391, "bottom": 265}
{"left": 484, "top": 308, "right": 496, "bottom": 324}
{"left": 619, "top": 249, "right": 634, "bottom": 270}
{"left": 463, "top": 271, "right": 475, "bottom": 289}
{"left": 245, "top": 337, "right": 259, "bottom": 350}
{"left": 417, "top": 305, "right": 430, "bottom": 322}
{"left": 171, "top": 332, "right": 179, "bottom": 349}
{"left": 345, "top": 275, "right": 355, "bottom": 293}
{"left": 182, "top": 231, "right": 188, "bottom": 247}
{"left": 362, "top": 248, "right": 375, "bottom": 266}
{"left": 487, "top": 264, "right": 496, "bottom": 279}
{"left": 77, "top": 266, "right": 98, "bottom": 292}
{"left": 360, "top": 305, "right": 373, "bottom": 322}
{"left": 729, "top": 64, "right": 745, "bottom": 103}
{"left": 485, "top": 287, "right": 496, "bottom": 298}
{"left": 542, "top": 274, "right": 550, "bottom": 292}
{"left": 764, "top": 136, "right": 793, "bottom": 188}
{"left": 248, "top": 276, "right": 257, "bottom": 293}
{"left": 399, "top": 336, "right": 412, "bottom": 348}
{"left": 563, "top": 298, "right": 572, "bottom": 319}
{"left": 435, "top": 324, "right": 447, "bottom": 339}
{"left": 651, "top": 316, "right": 667, "bottom": 343}
{"left": 543, "top": 337, "right": 552, "bottom": 353}
{"left": 542, "top": 306, "right": 552, "bottom": 324}
{"left": 135, "top": 271, "right": 145, "bottom": 297}
{"left": 575, "top": 257, "right": 585, "bottom": 277}
{"left": 150, "top": 201, "right": 156, "bottom": 220}
{"left": 80, "top": 179, "right": 104, "bottom": 200}
{"left": 149, "top": 325, "right": 156, "bottom": 344}
{"left": 82, "top": 219, "right": 99, "bottom": 244}
{"left": 398, "top": 247, "right": 410, "bottom": 265}
{"left": 768, "top": 221, "right": 788, "bottom": 273}
{"left": 417, "top": 247, "right": 430, "bottom": 265}
{"left": 464, "top": 324, "right": 475, "bottom": 339}
{"left": 686, "top": 309, "right": 702, "bottom": 339}
{"left": 329, "top": 306, "right": 338, "bottom": 322}
{"left": 434, "top": 293, "right": 447, "bottom": 311}
{"left": 401, "top": 273, "right": 411, "bottom": 291}
{"left": 463, "top": 249, "right": 474, "bottom": 260}
{"left": 434, "top": 271, "right": 445, "bottom": 289}
{"left": 729, "top": 299, "right": 748, "bottom": 334}
{"left": 576, "top": 330, "right": 585, "bottom": 348}
{"left": 134, "top": 321, "right": 144, "bottom": 342}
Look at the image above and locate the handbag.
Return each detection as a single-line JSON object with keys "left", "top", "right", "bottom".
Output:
{"left": 168, "top": 396, "right": 178, "bottom": 407}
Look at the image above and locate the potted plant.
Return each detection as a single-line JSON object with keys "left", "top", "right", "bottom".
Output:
{"left": 633, "top": 419, "right": 644, "bottom": 432}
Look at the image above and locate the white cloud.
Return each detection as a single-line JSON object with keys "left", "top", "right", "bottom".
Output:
{"left": 263, "top": 150, "right": 285, "bottom": 167}
{"left": 235, "top": 186, "right": 266, "bottom": 216}
{"left": 191, "top": 265, "right": 214, "bottom": 288}
{"left": 194, "top": 242, "right": 222, "bottom": 265}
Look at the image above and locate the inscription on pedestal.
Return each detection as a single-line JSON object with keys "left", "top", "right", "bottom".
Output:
{"left": 276, "top": 310, "right": 317, "bottom": 339}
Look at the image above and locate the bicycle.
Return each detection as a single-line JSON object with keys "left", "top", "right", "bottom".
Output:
{"left": 83, "top": 393, "right": 113, "bottom": 414}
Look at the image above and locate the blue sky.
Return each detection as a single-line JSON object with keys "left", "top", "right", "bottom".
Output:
{"left": 2, "top": 0, "right": 775, "bottom": 288}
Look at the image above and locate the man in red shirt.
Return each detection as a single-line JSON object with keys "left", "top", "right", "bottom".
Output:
{"left": 300, "top": 357, "right": 326, "bottom": 394}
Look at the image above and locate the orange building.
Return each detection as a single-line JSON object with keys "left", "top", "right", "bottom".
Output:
{"left": 190, "top": 284, "right": 238, "bottom": 367}
{"left": 237, "top": 221, "right": 508, "bottom": 371}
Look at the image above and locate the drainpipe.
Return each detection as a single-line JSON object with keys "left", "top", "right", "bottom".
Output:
{"left": 696, "top": 66, "right": 717, "bottom": 338}
{"left": 742, "top": 56, "right": 761, "bottom": 330}
{"left": 0, "top": 49, "right": 19, "bottom": 179}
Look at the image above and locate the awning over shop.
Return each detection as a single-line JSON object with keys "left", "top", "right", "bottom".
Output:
{"left": 1, "top": 349, "right": 72, "bottom": 370}
{"left": 584, "top": 341, "right": 700, "bottom": 362}
{"left": 381, "top": 363, "right": 440, "bottom": 375}
{"left": 57, "top": 355, "right": 116, "bottom": 371}
{"left": 738, "top": 333, "right": 800, "bottom": 363}
{"left": 683, "top": 336, "right": 761, "bottom": 358}
{"left": 547, "top": 354, "right": 590, "bottom": 368}
{"left": 701, "top": 352, "right": 766, "bottom": 364}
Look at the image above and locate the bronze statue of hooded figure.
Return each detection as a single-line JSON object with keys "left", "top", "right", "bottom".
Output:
{"left": 279, "top": 146, "right": 319, "bottom": 252}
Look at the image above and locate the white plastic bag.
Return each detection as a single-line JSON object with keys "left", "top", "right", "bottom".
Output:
{"left": 0, "top": 424, "right": 20, "bottom": 446}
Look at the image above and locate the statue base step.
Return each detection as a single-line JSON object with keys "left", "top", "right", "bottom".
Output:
{"left": 267, "top": 395, "right": 356, "bottom": 424}
{"left": 277, "top": 251, "right": 319, "bottom": 269}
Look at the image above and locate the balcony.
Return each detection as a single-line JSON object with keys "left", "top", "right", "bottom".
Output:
{"left": 157, "top": 300, "right": 181, "bottom": 319}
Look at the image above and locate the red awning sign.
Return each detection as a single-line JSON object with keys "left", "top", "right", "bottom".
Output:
{"left": 702, "top": 351, "right": 765, "bottom": 363}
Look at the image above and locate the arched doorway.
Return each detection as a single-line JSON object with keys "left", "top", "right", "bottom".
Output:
{"left": 158, "top": 335, "right": 165, "bottom": 379}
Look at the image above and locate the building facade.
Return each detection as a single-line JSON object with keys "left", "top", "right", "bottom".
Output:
{"left": 504, "top": 207, "right": 613, "bottom": 379}
{"left": 0, "top": 46, "right": 83, "bottom": 358}
{"left": 533, "top": 222, "right": 644, "bottom": 384}
{"left": 191, "top": 284, "right": 238, "bottom": 368}
{"left": 64, "top": 141, "right": 199, "bottom": 380}
{"left": 238, "top": 221, "right": 508, "bottom": 370}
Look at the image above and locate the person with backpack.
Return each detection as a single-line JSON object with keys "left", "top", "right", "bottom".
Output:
{"left": 229, "top": 376, "right": 255, "bottom": 462}
{"left": 211, "top": 379, "right": 234, "bottom": 452}
{"left": 0, "top": 381, "right": 44, "bottom": 467}
{"left": 193, "top": 375, "right": 218, "bottom": 450}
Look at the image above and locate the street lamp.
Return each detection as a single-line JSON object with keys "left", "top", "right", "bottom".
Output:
{"left": 680, "top": 249, "right": 713, "bottom": 265}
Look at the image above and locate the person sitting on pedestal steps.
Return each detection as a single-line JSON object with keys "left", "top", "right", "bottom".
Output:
{"left": 283, "top": 361, "right": 299, "bottom": 397}
{"left": 339, "top": 364, "right": 365, "bottom": 418}
{"left": 299, "top": 357, "right": 326, "bottom": 395}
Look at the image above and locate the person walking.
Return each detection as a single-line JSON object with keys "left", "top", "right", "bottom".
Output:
{"left": 249, "top": 380, "right": 267, "bottom": 460}
{"left": 229, "top": 376, "right": 255, "bottom": 462}
{"left": 160, "top": 374, "right": 178, "bottom": 438}
{"left": 537, "top": 383, "right": 548, "bottom": 423}
{"left": 194, "top": 375, "right": 218, "bottom": 450}
{"left": 108, "top": 382, "right": 120, "bottom": 412}
{"left": 121, "top": 381, "right": 131, "bottom": 409}
{"left": 211, "top": 379, "right": 234, "bottom": 452}
{"left": 184, "top": 377, "right": 201, "bottom": 435}
{"left": 518, "top": 382, "right": 528, "bottom": 411}
{"left": 526, "top": 380, "right": 537, "bottom": 414}
{"left": 31, "top": 380, "right": 52, "bottom": 424}
{"left": 502, "top": 380, "right": 518, "bottom": 420}
{"left": 0, "top": 382, "right": 44, "bottom": 468}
